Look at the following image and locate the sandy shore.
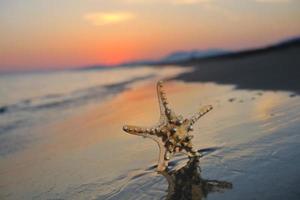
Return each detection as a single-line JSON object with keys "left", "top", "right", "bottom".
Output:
{"left": 1, "top": 76, "right": 300, "bottom": 199}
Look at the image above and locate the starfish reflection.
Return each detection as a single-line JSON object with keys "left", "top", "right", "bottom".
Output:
{"left": 160, "top": 157, "right": 232, "bottom": 200}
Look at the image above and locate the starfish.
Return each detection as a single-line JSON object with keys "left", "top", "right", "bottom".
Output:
{"left": 122, "top": 81, "right": 213, "bottom": 171}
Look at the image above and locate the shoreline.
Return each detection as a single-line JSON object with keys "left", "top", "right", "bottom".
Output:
{"left": 170, "top": 44, "right": 300, "bottom": 94}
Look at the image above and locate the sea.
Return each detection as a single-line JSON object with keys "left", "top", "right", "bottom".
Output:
{"left": 0, "top": 66, "right": 180, "bottom": 156}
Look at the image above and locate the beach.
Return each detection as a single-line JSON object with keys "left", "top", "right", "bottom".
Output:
{"left": 1, "top": 44, "right": 300, "bottom": 199}
{"left": 1, "top": 0, "right": 300, "bottom": 199}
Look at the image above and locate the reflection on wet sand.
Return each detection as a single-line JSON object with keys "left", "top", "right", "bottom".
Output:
{"left": 160, "top": 157, "right": 232, "bottom": 200}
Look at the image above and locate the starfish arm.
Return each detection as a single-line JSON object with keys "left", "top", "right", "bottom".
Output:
{"left": 156, "top": 81, "right": 169, "bottom": 124}
{"left": 123, "top": 125, "right": 166, "bottom": 137}
{"left": 189, "top": 105, "right": 213, "bottom": 126}
{"left": 123, "top": 125, "right": 157, "bottom": 135}
{"left": 123, "top": 124, "right": 168, "bottom": 171}
{"left": 157, "top": 81, "right": 177, "bottom": 123}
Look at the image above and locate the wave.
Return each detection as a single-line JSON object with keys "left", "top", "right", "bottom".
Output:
{"left": 0, "top": 74, "right": 154, "bottom": 116}
{"left": 0, "top": 74, "right": 154, "bottom": 140}
{"left": 0, "top": 119, "right": 27, "bottom": 135}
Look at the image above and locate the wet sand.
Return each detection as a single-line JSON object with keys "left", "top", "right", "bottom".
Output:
{"left": 1, "top": 78, "right": 300, "bottom": 199}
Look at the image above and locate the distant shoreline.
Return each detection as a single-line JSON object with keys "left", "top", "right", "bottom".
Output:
{"left": 170, "top": 40, "right": 300, "bottom": 94}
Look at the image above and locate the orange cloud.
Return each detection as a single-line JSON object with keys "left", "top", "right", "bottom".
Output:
{"left": 83, "top": 12, "right": 135, "bottom": 26}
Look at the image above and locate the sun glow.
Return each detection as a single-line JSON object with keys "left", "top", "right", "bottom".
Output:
{"left": 0, "top": 0, "right": 299, "bottom": 70}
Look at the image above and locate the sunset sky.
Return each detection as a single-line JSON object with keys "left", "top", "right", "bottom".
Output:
{"left": 0, "top": 0, "right": 299, "bottom": 71}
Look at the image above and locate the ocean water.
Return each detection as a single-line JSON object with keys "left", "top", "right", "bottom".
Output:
{"left": 0, "top": 66, "right": 184, "bottom": 156}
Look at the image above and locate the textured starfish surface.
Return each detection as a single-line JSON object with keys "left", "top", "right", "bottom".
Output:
{"left": 122, "top": 81, "right": 213, "bottom": 171}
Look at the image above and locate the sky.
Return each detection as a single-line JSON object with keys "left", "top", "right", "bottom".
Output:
{"left": 0, "top": 0, "right": 299, "bottom": 71}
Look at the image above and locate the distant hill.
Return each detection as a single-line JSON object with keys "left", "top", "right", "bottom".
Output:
{"left": 161, "top": 49, "right": 230, "bottom": 63}
{"left": 118, "top": 49, "right": 230, "bottom": 67}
